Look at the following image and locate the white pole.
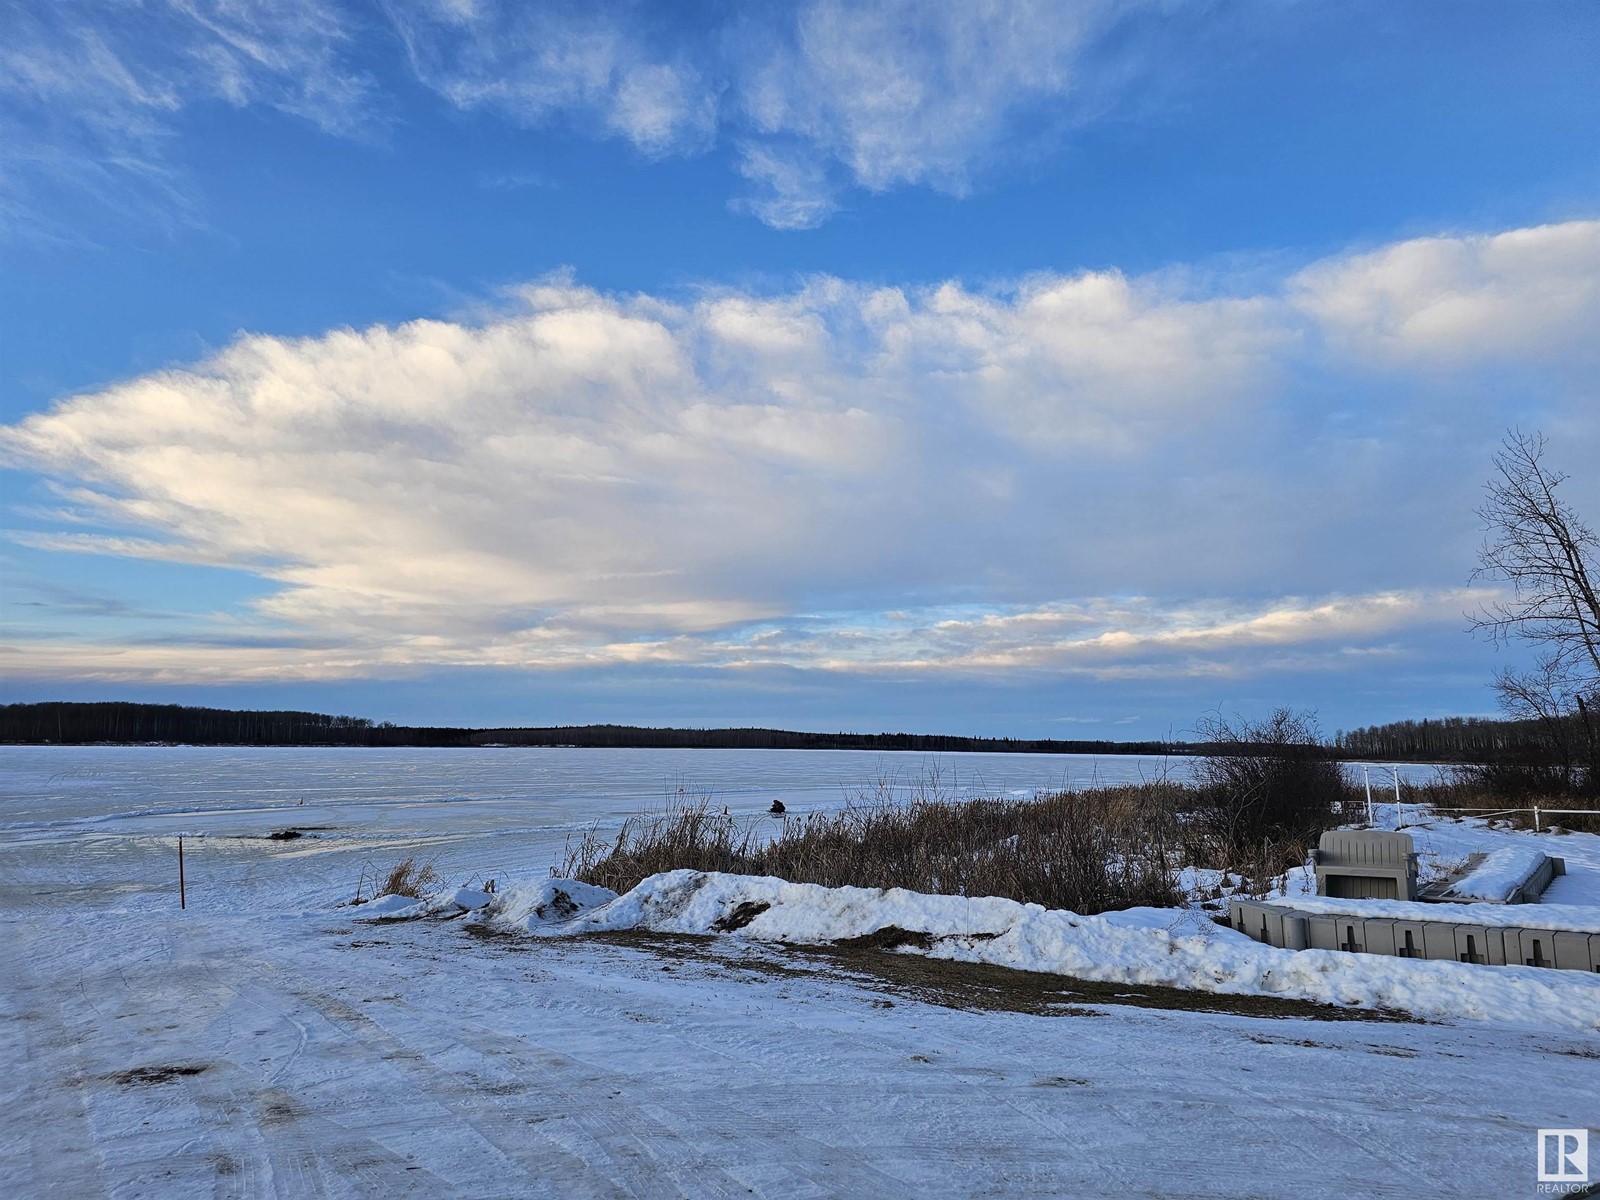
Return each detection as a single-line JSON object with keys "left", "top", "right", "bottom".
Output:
{"left": 1363, "top": 766, "right": 1374, "bottom": 825}
{"left": 1393, "top": 768, "right": 1404, "bottom": 829}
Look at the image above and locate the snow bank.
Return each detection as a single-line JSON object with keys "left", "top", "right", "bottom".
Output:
{"left": 355, "top": 886, "right": 497, "bottom": 921}
{"left": 355, "top": 893, "right": 430, "bottom": 919}
{"left": 506, "top": 870, "right": 1600, "bottom": 1032}
{"left": 472, "top": 878, "right": 618, "bottom": 931}
{"left": 1278, "top": 894, "right": 1600, "bottom": 931}
{"left": 1443, "top": 847, "right": 1552, "bottom": 902}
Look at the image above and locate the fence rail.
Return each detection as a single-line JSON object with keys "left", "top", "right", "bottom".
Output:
{"left": 1399, "top": 804, "right": 1600, "bottom": 831}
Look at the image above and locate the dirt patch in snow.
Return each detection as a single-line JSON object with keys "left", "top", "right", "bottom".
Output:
{"left": 831, "top": 925, "right": 935, "bottom": 951}
{"left": 579, "top": 930, "right": 1412, "bottom": 1022}
{"left": 712, "top": 900, "right": 771, "bottom": 931}
{"left": 106, "top": 1063, "right": 209, "bottom": 1086}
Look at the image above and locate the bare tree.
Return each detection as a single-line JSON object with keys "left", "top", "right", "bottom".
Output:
{"left": 1471, "top": 430, "right": 1600, "bottom": 792}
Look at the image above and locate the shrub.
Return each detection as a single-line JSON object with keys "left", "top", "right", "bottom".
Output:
{"left": 1190, "top": 708, "right": 1348, "bottom": 874}
{"left": 379, "top": 856, "right": 439, "bottom": 899}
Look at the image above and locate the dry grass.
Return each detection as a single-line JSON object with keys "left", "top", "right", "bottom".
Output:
{"left": 562, "top": 785, "right": 1191, "bottom": 914}
{"left": 379, "top": 856, "right": 439, "bottom": 899}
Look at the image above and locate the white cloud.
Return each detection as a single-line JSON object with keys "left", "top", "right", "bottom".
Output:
{"left": 5, "top": 221, "right": 1599, "bottom": 684}
{"left": 731, "top": 0, "right": 1109, "bottom": 218}
{"left": 871, "top": 272, "right": 1290, "bottom": 450}
{"left": 385, "top": 0, "right": 1133, "bottom": 227}
{"left": 1291, "top": 220, "right": 1600, "bottom": 366}
{"left": 388, "top": 1, "right": 717, "bottom": 156}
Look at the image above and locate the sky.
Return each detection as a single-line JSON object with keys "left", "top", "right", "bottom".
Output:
{"left": 2, "top": 0, "right": 1599, "bottom": 739}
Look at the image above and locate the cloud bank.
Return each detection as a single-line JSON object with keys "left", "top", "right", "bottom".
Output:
{"left": 5, "top": 220, "right": 1598, "bottom": 685}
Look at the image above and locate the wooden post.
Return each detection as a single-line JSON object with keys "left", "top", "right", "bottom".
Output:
{"left": 178, "top": 835, "right": 186, "bottom": 910}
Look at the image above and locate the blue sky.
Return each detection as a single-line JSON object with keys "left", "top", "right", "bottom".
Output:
{"left": 3, "top": 0, "right": 1599, "bottom": 737}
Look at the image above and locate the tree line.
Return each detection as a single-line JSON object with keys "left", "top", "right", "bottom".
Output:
{"left": 0, "top": 701, "right": 1185, "bottom": 755}
{"left": 4, "top": 699, "right": 1578, "bottom": 763}
{"left": 1332, "top": 714, "right": 1593, "bottom": 762}
{"left": 0, "top": 702, "right": 464, "bottom": 747}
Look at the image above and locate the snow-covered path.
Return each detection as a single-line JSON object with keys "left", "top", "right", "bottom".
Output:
{"left": 5, "top": 841, "right": 1597, "bottom": 1199}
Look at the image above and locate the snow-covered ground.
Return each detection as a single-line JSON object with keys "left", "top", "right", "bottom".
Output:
{"left": 2, "top": 748, "right": 1595, "bottom": 1199}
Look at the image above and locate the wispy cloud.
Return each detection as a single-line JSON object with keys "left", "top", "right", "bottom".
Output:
{"left": 5, "top": 219, "right": 1597, "bottom": 684}
{"left": 3, "top": 1, "right": 1152, "bottom": 235}
{"left": 0, "top": 0, "right": 376, "bottom": 240}
{"left": 388, "top": 0, "right": 1131, "bottom": 228}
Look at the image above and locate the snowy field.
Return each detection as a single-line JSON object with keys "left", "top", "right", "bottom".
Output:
{"left": 2, "top": 747, "right": 1595, "bottom": 1199}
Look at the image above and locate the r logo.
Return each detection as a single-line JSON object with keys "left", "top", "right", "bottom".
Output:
{"left": 1539, "top": 1129, "right": 1589, "bottom": 1184}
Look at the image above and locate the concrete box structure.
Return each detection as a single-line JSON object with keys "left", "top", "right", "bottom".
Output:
{"left": 1224, "top": 898, "right": 1599, "bottom": 972}
{"left": 1423, "top": 851, "right": 1566, "bottom": 904}
{"left": 1231, "top": 899, "right": 1307, "bottom": 950}
{"left": 1311, "top": 830, "right": 1419, "bottom": 901}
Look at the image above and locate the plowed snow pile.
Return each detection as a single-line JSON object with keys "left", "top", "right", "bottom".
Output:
{"left": 468, "top": 869, "right": 1600, "bottom": 1033}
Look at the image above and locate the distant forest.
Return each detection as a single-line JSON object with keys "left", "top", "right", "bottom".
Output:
{"left": 0, "top": 702, "right": 1180, "bottom": 756}
{"left": 0, "top": 700, "right": 1567, "bottom": 763}
{"left": 1333, "top": 714, "right": 1594, "bottom": 762}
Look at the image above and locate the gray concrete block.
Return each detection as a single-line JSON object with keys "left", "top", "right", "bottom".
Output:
{"left": 1306, "top": 914, "right": 1341, "bottom": 952}
{"left": 1422, "top": 923, "right": 1458, "bottom": 962}
{"left": 1452, "top": 926, "right": 1492, "bottom": 966}
{"left": 1282, "top": 914, "right": 1308, "bottom": 951}
{"left": 1229, "top": 899, "right": 1281, "bottom": 945}
{"left": 1362, "top": 921, "right": 1399, "bottom": 957}
{"left": 1512, "top": 928, "right": 1557, "bottom": 969}
{"left": 1551, "top": 932, "right": 1592, "bottom": 972}
{"left": 1483, "top": 926, "right": 1512, "bottom": 967}
{"left": 1392, "top": 921, "right": 1427, "bottom": 959}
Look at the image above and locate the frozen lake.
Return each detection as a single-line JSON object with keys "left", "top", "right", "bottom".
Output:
{"left": 0, "top": 744, "right": 1445, "bottom": 839}
{"left": 0, "top": 744, "right": 1449, "bottom": 925}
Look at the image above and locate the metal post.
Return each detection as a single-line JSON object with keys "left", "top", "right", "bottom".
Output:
{"left": 178, "top": 835, "right": 186, "bottom": 910}
{"left": 1533, "top": 805, "right": 1542, "bottom": 833}
{"left": 1393, "top": 768, "right": 1405, "bottom": 829}
{"left": 1363, "top": 766, "right": 1374, "bottom": 824}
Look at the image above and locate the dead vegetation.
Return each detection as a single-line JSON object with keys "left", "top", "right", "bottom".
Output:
{"left": 563, "top": 784, "right": 1198, "bottom": 914}
{"left": 378, "top": 856, "right": 439, "bottom": 899}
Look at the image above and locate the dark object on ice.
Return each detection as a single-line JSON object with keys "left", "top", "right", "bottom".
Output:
{"left": 769, "top": 800, "right": 786, "bottom": 815}
{"left": 269, "top": 828, "right": 303, "bottom": 840}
